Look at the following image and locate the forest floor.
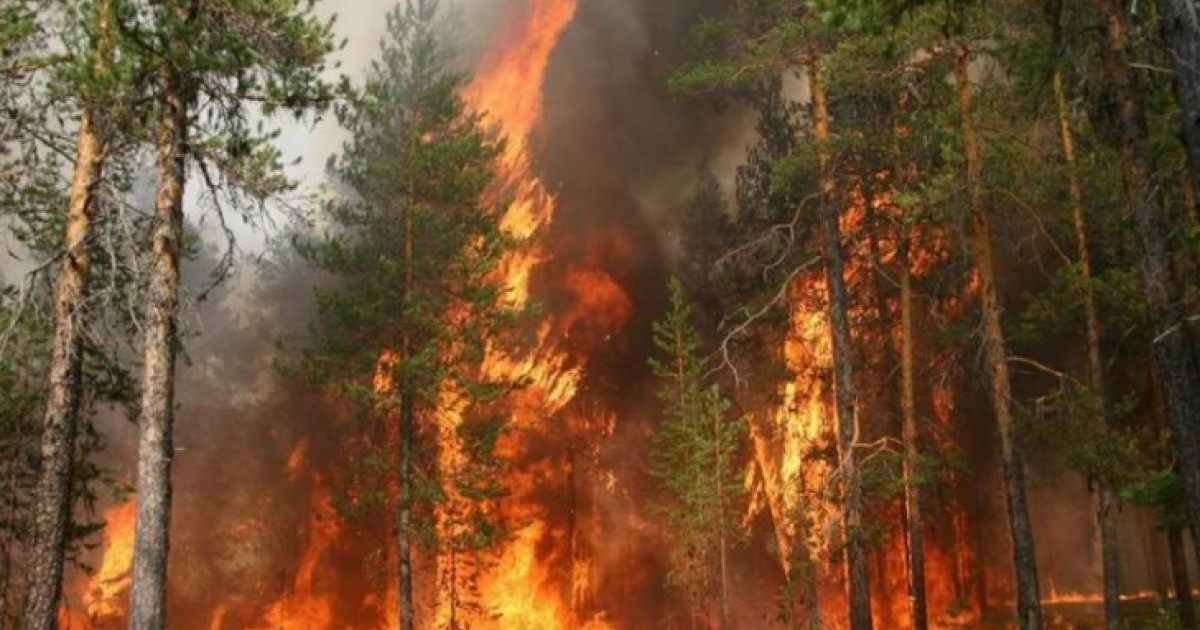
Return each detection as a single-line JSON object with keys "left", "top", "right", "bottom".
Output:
{"left": 976, "top": 598, "right": 1192, "bottom": 628}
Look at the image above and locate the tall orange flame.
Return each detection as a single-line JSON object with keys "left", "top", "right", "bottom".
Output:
{"left": 461, "top": 2, "right": 622, "bottom": 629}
{"left": 248, "top": 478, "right": 341, "bottom": 630}
{"left": 84, "top": 501, "right": 137, "bottom": 622}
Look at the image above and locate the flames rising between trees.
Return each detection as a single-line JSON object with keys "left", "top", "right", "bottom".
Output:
{"left": 2, "top": 0, "right": 1200, "bottom": 629}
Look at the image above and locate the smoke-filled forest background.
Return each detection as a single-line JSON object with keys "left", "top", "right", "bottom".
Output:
{"left": 2, "top": 0, "right": 1200, "bottom": 629}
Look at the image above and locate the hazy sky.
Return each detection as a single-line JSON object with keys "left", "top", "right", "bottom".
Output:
{"left": 205, "top": 0, "right": 518, "bottom": 254}
{"left": 200, "top": 0, "right": 397, "bottom": 253}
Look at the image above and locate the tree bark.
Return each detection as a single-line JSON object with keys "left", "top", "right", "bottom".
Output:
{"left": 1186, "top": 174, "right": 1198, "bottom": 228}
{"left": 22, "top": 94, "right": 104, "bottom": 630}
{"left": 808, "top": 55, "right": 874, "bottom": 630}
{"left": 129, "top": 13, "right": 193, "bottom": 626}
{"left": 1157, "top": 0, "right": 1200, "bottom": 200}
{"left": 397, "top": 188, "right": 416, "bottom": 630}
{"left": 1168, "top": 526, "right": 1196, "bottom": 628}
{"left": 1095, "top": 0, "right": 1200, "bottom": 576}
{"left": 397, "top": 387, "right": 415, "bottom": 630}
{"left": 954, "top": 44, "right": 1043, "bottom": 630}
{"left": 898, "top": 235, "right": 928, "bottom": 630}
{"left": 21, "top": 4, "right": 111, "bottom": 627}
{"left": 1053, "top": 69, "right": 1123, "bottom": 630}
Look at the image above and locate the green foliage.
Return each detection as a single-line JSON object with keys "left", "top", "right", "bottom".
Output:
{"left": 1019, "top": 379, "right": 1163, "bottom": 496}
{"left": 1122, "top": 469, "right": 1191, "bottom": 531}
{"left": 0, "top": 288, "right": 49, "bottom": 625}
{"left": 298, "top": 0, "right": 521, "bottom": 607}
{"left": 1122, "top": 603, "right": 1188, "bottom": 630}
{"left": 648, "top": 279, "right": 748, "bottom": 612}
{"left": 0, "top": 284, "right": 132, "bottom": 628}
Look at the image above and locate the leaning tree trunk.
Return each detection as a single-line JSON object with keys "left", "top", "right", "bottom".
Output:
{"left": 1157, "top": 0, "right": 1200, "bottom": 200}
{"left": 129, "top": 35, "right": 191, "bottom": 630}
{"left": 808, "top": 54, "right": 875, "bottom": 630}
{"left": 954, "top": 44, "right": 1043, "bottom": 630}
{"left": 21, "top": 5, "right": 112, "bottom": 628}
{"left": 1053, "top": 70, "right": 1122, "bottom": 630}
{"left": 22, "top": 93, "right": 105, "bottom": 630}
{"left": 1095, "top": 0, "right": 1200, "bottom": 575}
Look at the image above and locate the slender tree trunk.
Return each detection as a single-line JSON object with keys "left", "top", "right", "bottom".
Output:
{"left": 808, "top": 55, "right": 874, "bottom": 630}
{"left": 954, "top": 44, "right": 1043, "bottom": 630}
{"left": 129, "top": 24, "right": 192, "bottom": 628}
{"left": 1186, "top": 175, "right": 1198, "bottom": 228}
{"left": 863, "top": 187, "right": 901, "bottom": 436}
{"left": 1053, "top": 70, "right": 1123, "bottom": 630}
{"left": 23, "top": 107, "right": 105, "bottom": 630}
{"left": 898, "top": 235, "right": 928, "bottom": 630}
{"left": 1095, "top": 0, "right": 1200, "bottom": 575}
{"left": 1168, "top": 526, "right": 1196, "bottom": 628}
{"left": 1, "top": 543, "right": 11, "bottom": 628}
{"left": 398, "top": 198, "right": 416, "bottom": 630}
{"left": 22, "top": 7, "right": 112, "bottom": 628}
{"left": 397, "top": 389, "right": 415, "bottom": 630}
{"left": 1157, "top": 0, "right": 1200, "bottom": 199}
{"left": 716, "top": 412, "right": 730, "bottom": 630}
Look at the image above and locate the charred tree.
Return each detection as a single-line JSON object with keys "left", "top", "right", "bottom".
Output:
{"left": 21, "top": 3, "right": 112, "bottom": 627}
{"left": 954, "top": 43, "right": 1043, "bottom": 630}
{"left": 808, "top": 55, "right": 875, "bottom": 630}
{"left": 1094, "top": 0, "right": 1200, "bottom": 575}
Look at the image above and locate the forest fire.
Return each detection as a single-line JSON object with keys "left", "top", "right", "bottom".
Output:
{"left": 248, "top": 480, "right": 341, "bottom": 630}
{"left": 44, "top": 0, "right": 1198, "bottom": 629}
{"left": 80, "top": 501, "right": 136, "bottom": 624}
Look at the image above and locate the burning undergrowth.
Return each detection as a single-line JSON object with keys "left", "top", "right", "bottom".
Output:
{"left": 56, "top": 0, "right": 1195, "bottom": 628}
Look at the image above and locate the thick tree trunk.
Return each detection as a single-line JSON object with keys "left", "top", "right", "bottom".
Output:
{"left": 808, "top": 56, "right": 874, "bottom": 630}
{"left": 1095, "top": 0, "right": 1200, "bottom": 576}
{"left": 1168, "top": 526, "right": 1196, "bottom": 628}
{"left": 1157, "top": 0, "right": 1200, "bottom": 200}
{"left": 21, "top": 105, "right": 106, "bottom": 630}
{"left": 898, "top": 236, "right": 928, "bottom": 630}
{"left": 129, "top": 48, "right": 190, "bottom": 630}
{"left": 954, "top": 44, "right": 1043, "bottom": 630}
{"left": 21, "top": 6, "right": 112, "bottom": 625}
{"left": 1053, "top": 70, "right": 1123, "bottom": 630}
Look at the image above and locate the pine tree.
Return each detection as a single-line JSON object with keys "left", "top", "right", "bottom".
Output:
{"left": 6, "top": 2, "right": 141, "bottom": 626}
{"left": 668, "top": 5, "right": 882, "bottom": 626}
{"left": 125, "top": 2, "right": 340, "bottom": 628}
{"left": 648, "top": 279, "right": 746, "bottom": 630}
{"left": 300, "top": 2, "right": 519, "bottom": 627}
{"left": 1090, "top": 0, "right": 1200, "bottom": 582}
